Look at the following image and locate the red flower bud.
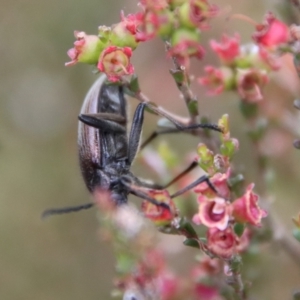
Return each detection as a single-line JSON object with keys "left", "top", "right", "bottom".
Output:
{"left": 97, "top": 46, "right": 134, "bottom": 82}
{"left": 232, "top": 183, "right": 267, "bottom": 226}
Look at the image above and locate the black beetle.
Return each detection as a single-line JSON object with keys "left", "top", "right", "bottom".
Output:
{"left": 42, "top": 75, "right": 220, "bottom": 217}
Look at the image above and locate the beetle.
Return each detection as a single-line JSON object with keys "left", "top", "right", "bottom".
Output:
{"left": 42, "top": 75, "right": 220, "bottom": 218}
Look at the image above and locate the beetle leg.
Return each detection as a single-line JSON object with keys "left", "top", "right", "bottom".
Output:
{"left": 119, "top": 175, "right": 170, "bottom": 209}
{"left": 130, "top": 174, "right": 164, "bottom": 190}
{"left": 79, "top": 113, "right": 126, "bottom": 133}
{"left": 41, "top": 202, "right": 94, "bottom": 219}
{"left": 163, "top": 160, "right": 198, "bottom": 188}
{"left": 170, "top": 175, "right": 217, "bottom": 198}
{"left": 127, "top": 102, "right": 147, "bottom": 164}
{"left": 142, "top": 102, "right": 222, "bottom": 133}
{"left": 140, "top": 127, "right": 182, "bottom": 150}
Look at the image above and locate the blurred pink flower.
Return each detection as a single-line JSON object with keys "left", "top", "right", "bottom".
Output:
{"left": 207, "top": 227, "right": 238, "bottom": 259}
{"left": 210, "top": 34, "right": 240, "bottom": 64}
{"left": 253, "top": 12, "right": 289, "bottom": 48}
{"left": 236, "top": 68, "right": 268, "bottom": 102}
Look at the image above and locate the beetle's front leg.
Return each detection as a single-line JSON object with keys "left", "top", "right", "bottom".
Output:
{"left": 79, "top": 112, "right": 126, "bottom": 133}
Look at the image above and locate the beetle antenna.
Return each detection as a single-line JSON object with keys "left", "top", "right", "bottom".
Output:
{"left": 41, "top": 202, "right": 94, "bottom": 219}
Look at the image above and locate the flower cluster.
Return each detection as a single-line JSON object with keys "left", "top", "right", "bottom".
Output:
{"left": 139, "top": 115, "right": 267, "bottom": 260}
{"left": 66, "top": 0, "right": 220, "bottom": 81}
{"left": 191, "top": 116, "right": 267, "bottom": 259}
{"left": 199, "top": 12, "right": 290, "bottom": 103}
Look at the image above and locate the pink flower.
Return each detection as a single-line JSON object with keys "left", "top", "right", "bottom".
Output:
{"left": 135, "top": 10, "right": 162, "bottom": 42}
{"left": 191, "top": 256, "right": 222, "bottom": 279}
{"left": 192, "top": 196, "right": 232, "bottom": 230}
{"left": 194, "top": 283, "right": 223, "bottom": 300}
{"left": 139, "top": 0, "right": 169, "bottom": 11}
{"left": 258, "top": 47, "right": 281, "bottom": 70}
{"left": 207, "top": 227, "right": 238, "bottom": 259}
{"left": 194, "top": 171, "right": 231, "bottom": 199}
{"left": 120, "top": 11, "right": 143, "bottom": 36}
{"left": 155, "top": 271, "right": 180, "bottom": 300}
{"left": 189, "top": 0, "right": 219, "bottom": 29}
{"left": 199, "top": 66, "right": 234, "bottom": 96}
{"left": 65, "top": 31, "right": 102, "bottom": 66}
{"left": 232, "top": 183, "right": 267, "bottom": 226}
{"left": 236, "top": 68, "right": 269, "bottom": 102}
{"left": 97, "top": 46, "right": 134, "bottom": 82}
{"left": 109, "top": 13, "right": 143, "bottom": 49}
{"left": 253, "top": 12, "right": 289, "bottom": 48}
{"left": 210, "top": 34, "right": 240, "bottom": 64}
{"left": 141, "top": 189, "right": 177, "bottom": 226}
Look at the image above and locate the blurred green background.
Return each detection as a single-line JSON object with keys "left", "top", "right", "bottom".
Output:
{"left": 1, "top": 0, "right": 300, "bottom": 299}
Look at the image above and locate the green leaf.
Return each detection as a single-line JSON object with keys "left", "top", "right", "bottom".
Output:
{"left": 234, "top": 223, "right": 245, "bottom": 237}
{"left": 170, "top": 69, "right": 185, "bottom": 84}
{"left": 220, "top": 139, "right": 236, "bottom": 157}
{"left": 293, "top": 291, "right": 300, "bottom": 300}
{"left": 183, "top": 238, "right": 200, "bottom": 248}
{"left": 144, "top": 101, "right": 158, "bottom": 115}
{"left": 128, "top": 75, "right": 140, "bottom": 93}
{"left": 293, "top": 228, "right": 300, "bottom": 242}
{"left": 239, "top": 101, "right": 258, "bottom": 119}
{"left": 179, "top": 219, "right": 198, "bottom": 238}
{"left": 188, "top": 100, "right": 198, "bottom": 115}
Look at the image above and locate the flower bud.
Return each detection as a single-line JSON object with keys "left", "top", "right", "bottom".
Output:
{"left": 98, "top": 25, "right": 112, "bottom": 44}
{"left": 65, "top": 31, "right": 104, "bottom": 66}
{"left": 197, "top": 143, "right": 214, "bottom": 174}
{"left": 218, "top": 114, "right": 230, "bottom": 136}
{"left": 220, "top": 139, "right": 239, "bottom": 159}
